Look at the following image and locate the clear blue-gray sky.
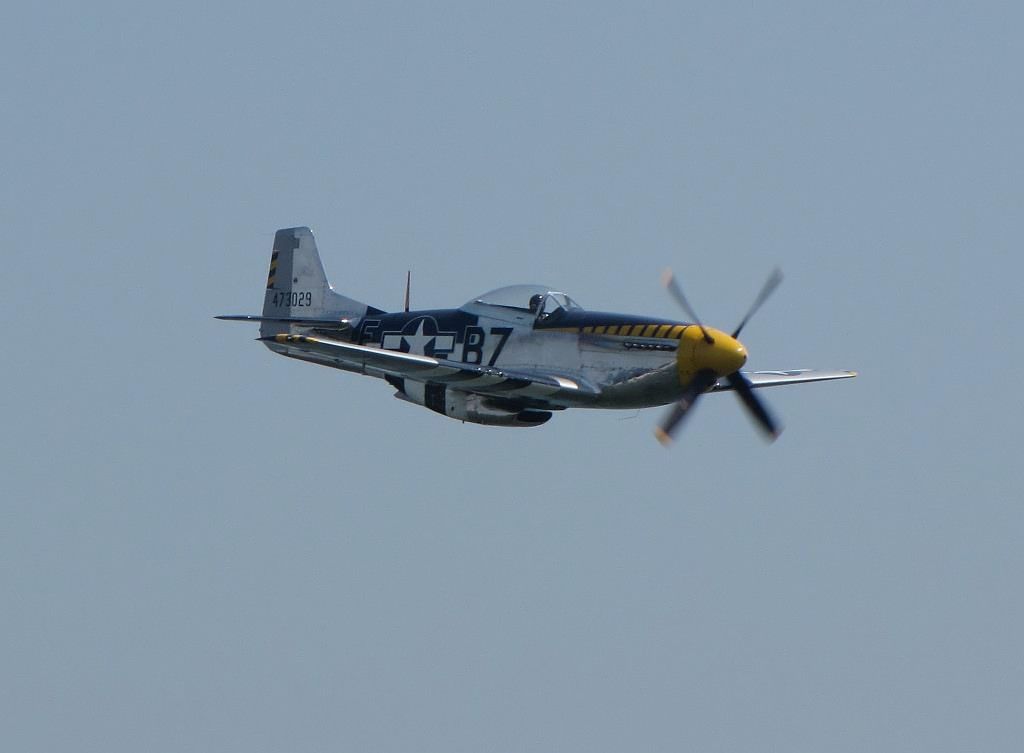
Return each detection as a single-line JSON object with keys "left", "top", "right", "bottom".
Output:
{"left": 3, "top": 2, "right": 1022, "bottom": 751}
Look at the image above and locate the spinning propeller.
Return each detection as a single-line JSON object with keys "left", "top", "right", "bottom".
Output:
{"left": 655, "top": 269, "right": 784, "bottom": 445}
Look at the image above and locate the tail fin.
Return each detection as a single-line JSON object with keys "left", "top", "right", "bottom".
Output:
{"left": 260, "top": 227, "right": 376, "bottom": 338}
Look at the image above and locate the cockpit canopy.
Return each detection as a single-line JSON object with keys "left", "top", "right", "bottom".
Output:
{"left": 464, "top": 284, "right": 583, "bottom": 317}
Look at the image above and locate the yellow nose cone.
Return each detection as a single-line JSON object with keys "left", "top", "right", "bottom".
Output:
{"left": 693, "top": 328, "right": 747, "bottom": 375}
{"left": 675, "top": 325, "right": 749, "bottom": 386}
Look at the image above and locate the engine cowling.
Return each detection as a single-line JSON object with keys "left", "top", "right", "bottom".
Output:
{"left": 390, "top": 379, "right": 551, "bottom": 427}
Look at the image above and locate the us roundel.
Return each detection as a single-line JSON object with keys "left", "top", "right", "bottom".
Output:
{"left": 381, "top": 317, "right": 457, "bottom": 357}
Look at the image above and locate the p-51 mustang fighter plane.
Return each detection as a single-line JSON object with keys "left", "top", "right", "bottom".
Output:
{"left": 218, "top": 227, "right": 855, "bottom": 443}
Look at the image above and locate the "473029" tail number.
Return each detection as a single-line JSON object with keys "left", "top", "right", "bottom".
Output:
{"left": 272, "top": 291, "right": 312, "bottom": 308}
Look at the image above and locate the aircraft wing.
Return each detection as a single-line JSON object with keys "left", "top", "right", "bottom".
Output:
{"left": 261, "top": 333, "right": 599, "bottom": 404}
{"left": 712, "top": 369, "right": 857, "bottom": 391}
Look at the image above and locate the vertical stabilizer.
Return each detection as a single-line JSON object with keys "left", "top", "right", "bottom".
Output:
{"left": 259, "top": 227, "right": 374, "bottom": 338}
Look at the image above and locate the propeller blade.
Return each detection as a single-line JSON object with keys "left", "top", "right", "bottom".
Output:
{"left": 654, "top": 399, "right": 698, "bottom": 446}
{"left": 654, "top": 370, "right": 718, "bottom": 445}
{"left": 727, "top": 371, "right": 782, "bottom": 440}
{"left": 661, "top": 268, "right": 714, "bottom": 344}
{"left": 732, "top": 268, "right": 782, "bottom": 339}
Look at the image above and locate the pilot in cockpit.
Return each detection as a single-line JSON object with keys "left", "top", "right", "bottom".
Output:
{"left": 528, "top": 293, "right": 545, "bottom": 314}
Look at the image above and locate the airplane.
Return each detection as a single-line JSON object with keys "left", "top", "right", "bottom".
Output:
{"left": 218, "top": 227, "right": 855, "bottom": 443}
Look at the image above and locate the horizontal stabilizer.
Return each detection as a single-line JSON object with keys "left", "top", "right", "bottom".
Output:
{"left": 215, "top": 314, "right": 353, "bottom": 329}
